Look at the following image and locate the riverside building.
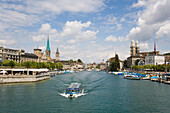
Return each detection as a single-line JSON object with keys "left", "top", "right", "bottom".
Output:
{"left": 0, "top": 46, "right": 38, "bottom": 63}
{"left": 145, "top": 55, "right": 165, "bottom": 65}
{"left": 127, "top": 40, "right": 160, "bottom": 67}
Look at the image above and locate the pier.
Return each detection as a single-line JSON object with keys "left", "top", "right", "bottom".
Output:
{"left": 0, "top": 68, "right": 50, "bottom": 83}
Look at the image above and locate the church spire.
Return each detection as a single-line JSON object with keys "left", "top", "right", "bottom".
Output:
{"left": 154, "top": 41, "right": 156, "bottom": 55}
{"left": 56, "top": 47, "right": 59, "bottom": 54}
{"left": 46, "top": 35, "right": 51, "bottom": 58}
{"left": 46, "top": 35, "right": 50, "bottom": 51}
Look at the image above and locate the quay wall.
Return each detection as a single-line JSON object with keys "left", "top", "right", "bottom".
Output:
{"left": 0, "top": 74, "right": 50, "bottom": 84}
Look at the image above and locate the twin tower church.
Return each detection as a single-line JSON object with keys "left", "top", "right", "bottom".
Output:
{"left": 34, "top": 36, "right": 60, "bottom": 62}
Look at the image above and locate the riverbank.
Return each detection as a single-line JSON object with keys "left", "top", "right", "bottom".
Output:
{"left": 0, "top": 74, "right": 50, "bottom": 84}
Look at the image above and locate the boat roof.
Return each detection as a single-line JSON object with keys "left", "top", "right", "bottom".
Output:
{"left": 68, "top": 83, "right": 81, "bottom": 89}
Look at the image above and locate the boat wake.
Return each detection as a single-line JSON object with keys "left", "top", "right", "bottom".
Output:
{"left": 59, "top": 89, "right": 87, "bottom": 98}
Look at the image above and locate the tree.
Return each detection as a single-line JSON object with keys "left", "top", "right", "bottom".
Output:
{"left": 56, "top": 62, "right": 63, "bottom": 70}
{"left": 77, "top": 59, "right": 83, "bottom": 64}
{"left": 135, "top": 59, "right": 140, "bottom": 65}
{"left": 50, "top": 62, "right": 55, "bottom": 70}
{"left": 9, "top": 60, "right": 16, "bottom": 75}
{"left": 96, "top": 65, "right": 100, "bottom": 69}
{"left": 109, "top": 54, "right": 120, "bottom": 71}
{"left": 69, "top": 59, "right": 74, "bottom": 63}
{"left": 2, "top": 60, "right": 10, "bottom": 66}
{"left": 25, "top": 62, "right": 31, "bottom": 75}
{"left": 131, "top": 65, "right": 137, "bottom": 70}
{"left": 114, "top": 54, "right": 120, "bottom": 70}
{"left": 110, "top": 62, "right": 115, "bottom": 71}
{"left": 9, "top": 60, "right": 15, "bottom": 68}
{"left": 123, "top": 60, "right": 127, "bottom": 68}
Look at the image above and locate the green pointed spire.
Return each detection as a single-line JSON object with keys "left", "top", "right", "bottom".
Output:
{"left": 46, "top": 35, "right": 50, "bottom": 51}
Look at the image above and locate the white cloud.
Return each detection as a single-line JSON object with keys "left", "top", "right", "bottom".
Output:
{"left": 156, "top": 23, "right": 170, "bottom": 39}
{"left": 90, "top": 41, "right": 96, "bottom": 44}
{"left": 33, "top": 21, "right": 98, "bottom": 44}
{"left": 120, "top": 17, "right": 125, "bottom": 22}
{"left": 0, "top": 40, "right": 16, "bottom": 46}
{"left": 0, "top": 0, "right": 105, "bottom": 31}
{"left": 105, "top": 35, "right": 127, "bottom": 42}
{"left": 139, "top": 42, "right": 150, "bottom": 51}
{"left": 104, "top": 15, "right": 124, "bottom": 31}
{"left": 32, "top": 35, "right": 47, "bottom": 42}
{"left": 0, "top": 7, "right": 39, "bottom": 29}
{"left": 126, "top": 0, "right": 170, "bottom": 42}
{"left": 105, "top": 35, "right": 117, "bottom": 42}
{"left": 39, "top": 23, "right": 51, "bottom": 33}
{"left": 25, "top": 0, "right": 105, "bottom": 14}
{"left": 132, "top": 0, "right": 147, "bottom": 8}
{"left": 61, "top": 21, "right": 92, "bottom": 37}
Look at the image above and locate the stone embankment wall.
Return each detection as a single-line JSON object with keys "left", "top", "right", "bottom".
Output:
{"left": 0, "top": 74, "right": 50, "bottom": 84}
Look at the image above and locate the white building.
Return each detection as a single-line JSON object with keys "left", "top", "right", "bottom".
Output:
{"left": 145, "top": 55, "right": 165, "bottom": 65}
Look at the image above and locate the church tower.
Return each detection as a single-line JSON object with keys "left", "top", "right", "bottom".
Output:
{"left": 154, "top": 41, "right": 156, "bottom": 55}
{"left": 55, "top": 47, "right": 60, "bottom": 61}
{"left": 46, "top": 36, "right": 51, "bottom": 59}
{"left": 56, "top": 47, "right": 60, "bottom": 61}
{"left": 135, "top": 41, "right": 140, "bottom": 55}
{"left": 130, "top": 40, "right": 136, "bottom": 56}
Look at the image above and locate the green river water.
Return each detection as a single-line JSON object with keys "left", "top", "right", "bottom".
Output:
{"left": 0, "top": 71, "right": 170, "bottom": 113}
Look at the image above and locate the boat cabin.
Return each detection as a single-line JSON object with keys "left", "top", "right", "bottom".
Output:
{"left": 66, "top": 83, "right": 82, "bottom": 94}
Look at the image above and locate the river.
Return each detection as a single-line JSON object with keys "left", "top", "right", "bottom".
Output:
{"left": 0, "top": 71, "right": 170, "bottom": 113}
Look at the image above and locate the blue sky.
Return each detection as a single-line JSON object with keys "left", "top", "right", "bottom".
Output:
{"left": 0, "top": 0, "right": 170, "bottom": 63}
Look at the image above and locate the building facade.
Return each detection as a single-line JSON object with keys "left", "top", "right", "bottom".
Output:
{"left": 164, "top": 53, "right": 170, "bottom": 64}
{"left": 99, "top": 62, "right": 106, "bottom": 71}
{"left": 127, "top": 40, "right": 144, "bottom": 67}
{"left": 106, "top": 56, "right": 123, "bottom": 71}
{"left": 20, "top": 53, "right": 38, "bottom": 62}
{"left": 127, "top": 40, "right": 160, "bottom": 67}
{"left": 0, "top": 47, "right": 25, "bottom": 63}
{"left": 145, "top": 55, "right": 165, "bottom": 65}
{"left": 34, "top": 48, "right": 42, "bottom": 62}
{"left": 0, "top": 46, "right": 38, "bottom": 63}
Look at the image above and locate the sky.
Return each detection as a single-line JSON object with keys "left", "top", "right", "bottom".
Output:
{"left": 0, "top": 0, "right": 170, "bottom": 63}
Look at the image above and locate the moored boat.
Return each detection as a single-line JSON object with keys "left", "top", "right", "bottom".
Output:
{"left": 124, "top": 74, "right": 140, "bottom": 80}
{"left": 150, "top": 76, "right": 159, "bottom": 82}
{"left": 87, "top": 69, "right": 92, "bottom": 72}
{"left": 112, "top": 72, "right": 124, "bottom": 75}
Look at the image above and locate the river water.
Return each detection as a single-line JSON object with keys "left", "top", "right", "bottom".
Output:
{"left": 0, "top": 71, "right": 170, "bottom": 113}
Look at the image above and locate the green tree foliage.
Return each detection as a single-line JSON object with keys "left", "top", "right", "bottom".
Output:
{"left": 1, "top": 60, "right": 19, "bottom": 67}
{"left": 9, "top": 60, "right": 15, "bottom": 68}
{"left": 69, "top": 59, "right": 74, "bottom": 63}
{"left": 1, "top": 60, "right": 65, "bottom": 70}
{"left": 131, "top": 64, "right": 170, "bottom": 72}
{"left": 123, "top": 60, "right": 127, "bottom": 68}
{"left": 2, "top": 60, "right": 10, "bottom": 66}
{"left": 56, "top": 62, "right": 63, "bottom": 70}
{"left": 77, "top": 59, "right": 83, "bottom": 64}
{"left": 96, "top": 65, "right": 100, "bottom": 69}
{"left": 24, "top": 62, "right": 31, "bottom": 68}
{"left": 109, "top": 54, "right": 120, "bottom": 71}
